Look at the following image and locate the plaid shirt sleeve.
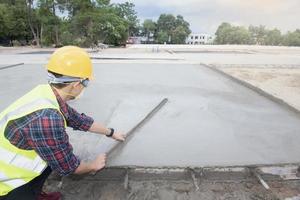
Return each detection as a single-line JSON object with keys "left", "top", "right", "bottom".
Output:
{"left": 65, "top": 103, "right": 94, "bottom": 131}
{"left": 5, "top": 109, "right": 80, "bottom": 176}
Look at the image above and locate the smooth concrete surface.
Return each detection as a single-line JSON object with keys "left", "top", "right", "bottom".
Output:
{"left": 1, "top": 63, "right": 300, "bottom": 167}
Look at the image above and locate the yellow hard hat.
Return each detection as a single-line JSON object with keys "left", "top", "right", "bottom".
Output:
{"left": 47, "top": 46, "right": 93, "bottom": 79}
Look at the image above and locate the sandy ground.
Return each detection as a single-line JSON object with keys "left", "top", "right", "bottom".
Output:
{"left": 215, "top": 66, "right": 300, "bottom": 112}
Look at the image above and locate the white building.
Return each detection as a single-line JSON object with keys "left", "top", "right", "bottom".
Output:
{"left": 186, "top": 33, "right": 214, "bottom": 45}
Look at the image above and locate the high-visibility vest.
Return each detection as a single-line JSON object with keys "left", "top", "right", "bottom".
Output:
{"left": 0, "top": 84, "right": 66, "bottom": 196}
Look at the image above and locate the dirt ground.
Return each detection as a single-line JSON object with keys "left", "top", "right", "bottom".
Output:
{"left": 45, "top": 167, "right": 300, "bottom": 200}
{"left": 46, "top": 179, "right": 300, "bottom": 200}
{"left": 214, "top": 66, "right": 300, "bottom": 112}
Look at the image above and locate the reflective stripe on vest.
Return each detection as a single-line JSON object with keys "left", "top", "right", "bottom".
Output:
{"left": 0, "top": 172, "right": 26, "bottom": 189}
{"left": 0, "top": 98, "right": 58, "bottom": 129}
{"left": 0, "top": 84, "right": 67, "bottom": 196}
{"left": 0, "top": 146, "right": 46, "bottom": 174}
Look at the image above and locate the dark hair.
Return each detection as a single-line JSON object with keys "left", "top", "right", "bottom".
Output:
{"left": 48, "top": 71, "right": 70, "bottom": 89}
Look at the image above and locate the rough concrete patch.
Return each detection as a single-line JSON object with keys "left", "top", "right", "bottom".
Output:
{"left": 45, "top": 165, "right": 300, "bottom": 199}
{"left": 259, "top": 166, "right": 300, "bottom": 180}
{"left": 46, "top": 169, "right": 300, "bottom": 200}
{"left": 129, "top": 168, "right": 190, "bottom": 181}
{"left": 202, "top": 167, "right": 250, "bottom": 182}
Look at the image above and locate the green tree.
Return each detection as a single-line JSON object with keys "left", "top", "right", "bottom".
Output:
{"left": 37, "top": 0, "right": 62, "bottom": 46}
{"left": 113, "top": 2, "right": 139, "bottom": 36}
{"left": 64, "top": 0, "right": 94, "bottom": 16}
{"left": 157, "top": 14, "right": 176, "bottom": 37}
{"left": 156, "top": 14, "right": 190, "bottom": 44}
{"left": 143, "top": 19, "right": 156, "bottom": 43}
{"left": 59, "top": 19, "right": 73, "bottom": 45}
{"left": 157, "top": 31, "right": 168, "bottom": 44}
{"left": 0, "top": 1, "right": 31, "bottom": 46}
{"left": 175, "top": 15, "right": 191, "bottom": 35}
{"left": 0, "top": 4, "right": 13, "bottom": 42}
{"left": 172, "top": 26, "right": 189, "bottom": 44}
{"left": 265, "top": 29, "right": 282, "bottom": 46}
{"left": 283, "top": 30, "right": 300, "bottom": 46}
{"left": 0, "top": 1, "right": 196, "bottom": 46}
{"left": 215, "top": 22, "right": 232, "bottom": 44}
{"left": 215, "top": 22, "right": 300, "bottom": 46}
{"left": 68, "top": 5, "right": 129, "bottom": 47}
{"left": 216, "top": 23, "right": 255, "bottom": 45}
{"left": 229, "top": 26, "right": 252, "bottom": 44}
{"left": 101, "top": 13, "right": 128, "bottom": 45}
{"left": 249, "top": 25, "right": 267, "bottom": 45}
{"left": 95, "top": 0, "right": 110, "bottom": 7}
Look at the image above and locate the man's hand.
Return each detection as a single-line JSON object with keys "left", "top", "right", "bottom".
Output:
{"left": 91, "top": 153, "right": 106, "bottom": 172}
{"left": 112, "top": 132, "right": 126, "bottom": 142}
{"left": 88, "top": 122, "right": 126, "bottom": 141}
{"left": 74, "top": 153, "right": 106, "bottom": 175}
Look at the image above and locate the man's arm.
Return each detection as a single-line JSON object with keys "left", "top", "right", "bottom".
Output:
{"left": 66, "top": 103, "right": 126, "bottom": 141}
{"left": 89, "top": 122, "right": 126, "bottom": 141}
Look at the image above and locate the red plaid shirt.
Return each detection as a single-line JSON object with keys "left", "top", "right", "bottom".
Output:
{"left": 4, "top": 86, "right": 94, "bottom": 176}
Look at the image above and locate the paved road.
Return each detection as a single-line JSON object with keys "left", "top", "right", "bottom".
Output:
{"left": 1, "top": 63, "right": 300, "bottom": 167}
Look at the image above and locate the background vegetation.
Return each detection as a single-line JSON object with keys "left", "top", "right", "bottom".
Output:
{"left": 0, "top": 1, "right": 299, "bottom": 47}
{"left": 215, "top": 22, "right": 300, "bottom": 46}
{"left": 0, "top": 0, "right": 190, "bottom": 47}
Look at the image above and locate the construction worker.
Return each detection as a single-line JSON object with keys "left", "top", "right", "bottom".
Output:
{"left": 0, "top": 46, "right": 126, "bottom": 200}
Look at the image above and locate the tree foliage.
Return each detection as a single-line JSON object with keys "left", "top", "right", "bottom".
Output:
{"left": 0, "top": 1, "right": 30, "bottom": 45}
{"left": 215, "top": 23, "right": 252, "bottom": 44}
{"left": 142, "top": 14, "right": 191, "bottom": 44}
{"left": 143, "top": 19, "right": 156, "bottom": 36}
{"left": 112, "top": 2, "right": 139, "bottom": 36}
{"left": 215, "top": 22, "right": 300, "bottom": 46}
{"left": 283, "top": 30, "right": 300, "bottom": 46}
{"left": 0, "top": 0, "right": 139, "bottom": 47}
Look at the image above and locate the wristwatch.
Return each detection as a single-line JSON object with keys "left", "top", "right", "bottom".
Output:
{"left": 106, "top": 128, "right": 115, "bottom": 137}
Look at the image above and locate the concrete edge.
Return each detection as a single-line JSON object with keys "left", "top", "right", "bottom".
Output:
{"left": 48, "top": 163, "right": 300, "bottom": 183}
{"left": 215, "top": 64, "right": 300, "bottom": 69}
{"left": 200, "top": 63, "right": 300, "bottom": 116}
{"left": 0, "top": 63, "right": 24, "bottom": 70}
{"left": 91, "top": 57, "right": 184, "bottom": 61}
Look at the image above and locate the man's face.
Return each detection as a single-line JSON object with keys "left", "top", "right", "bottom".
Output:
{"left": 68, "top": 81, "right": 85, "bottom": 100}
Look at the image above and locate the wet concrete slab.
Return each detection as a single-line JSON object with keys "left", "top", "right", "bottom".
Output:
{"left": 1, "top": 63, "right": 300, "bottom": 167}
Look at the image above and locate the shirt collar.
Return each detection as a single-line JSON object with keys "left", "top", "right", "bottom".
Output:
{"left": 51, "top": 86, "right": 69, "bottom": 118}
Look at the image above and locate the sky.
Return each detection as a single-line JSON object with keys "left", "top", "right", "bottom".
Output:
{"left": 111, "top": 0, "right": 299, "bottom": 35}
